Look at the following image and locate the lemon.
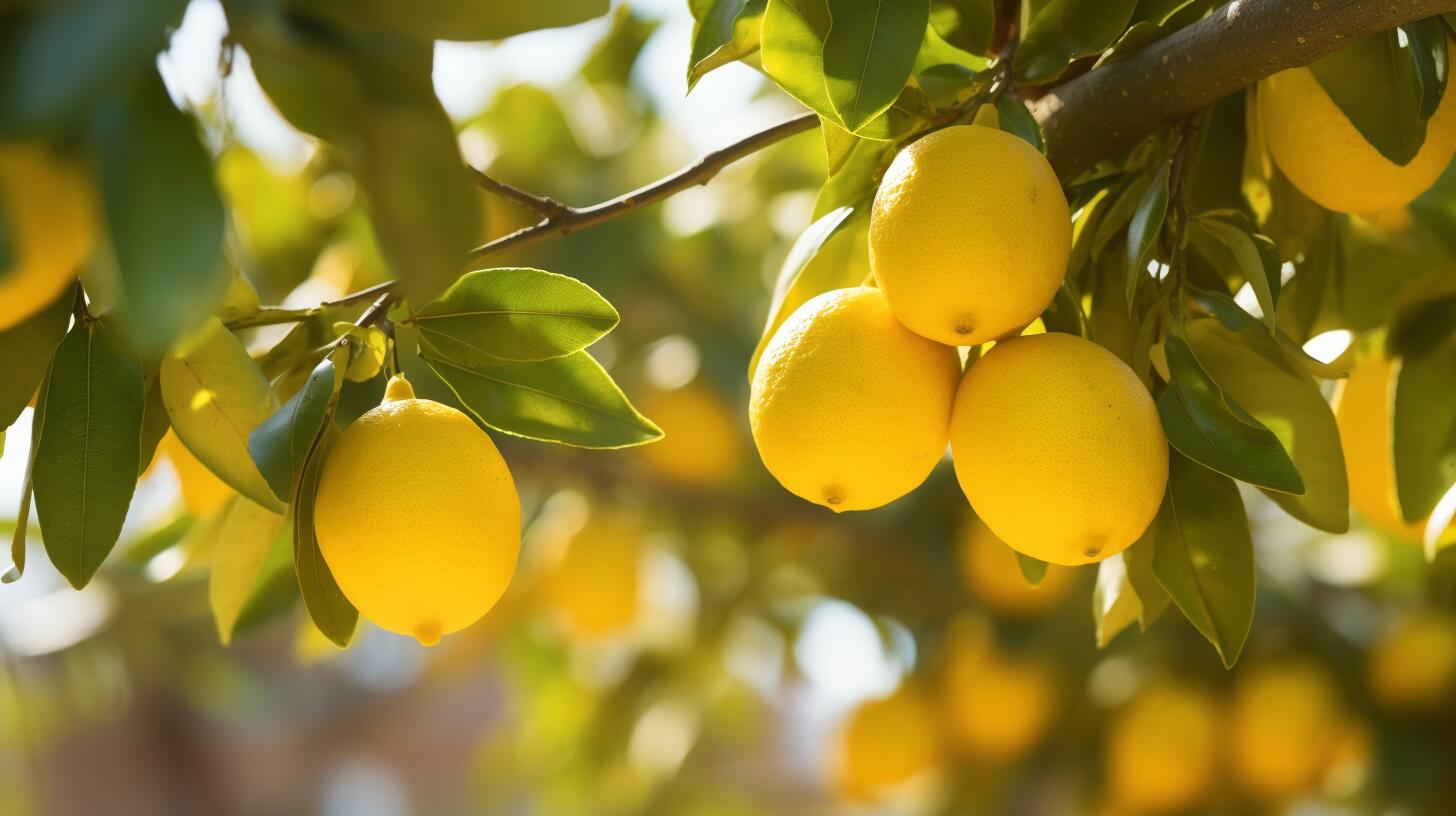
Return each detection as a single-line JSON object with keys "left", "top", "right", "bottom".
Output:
{"left": 750, "top": 287, "right": 960, "bottom": 511}
{"left": 537, "top": 511, "right": 643, "bottom": 639}
{"left": 940, "top": 623, "right": 1056, "bottom": 762}
{"left": 1228, "top": 657, "right": 1346, "bottom": 800}
{"left": 950, "top": 333, "right": 1167, "bottom": 565}
{"left": 158, "top": 431, "right": 234, "bottom": 518}
{"left": 869, "top": 125, "right": 1071, "bottom": 345}
{"left": 831, "top": 684, "right": 942, "bottom": 800}
{"left": 636, "top": 382, "right": 745, "bottom": 487}
{"left": 1259, "top": 62, "right": 1456, "bottom": 213}
{"left": 314, "top": 375, "right": 520, "bottom": 645}
{"left": 957, "top": 513, "right": 1076, "bottom": 616}
{"left": 1333, "top": 354, "right": 1427, "bottom": 540}
{"left": 1104, "top": 681, "right": 1221, "bottom": 814}
{"left": 1366, "top": 612, "right": 1456, "bottom": 711}
{"left": 0, "top": 143, "right": 95, "bottom": 331}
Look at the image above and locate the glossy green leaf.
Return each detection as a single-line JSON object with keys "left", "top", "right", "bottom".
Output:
{"left": 1152, "top": 452, "right": 1256, "bottom": 668}
{"left": 928, "top": 0, "right": 992, "bottom": 56}
{"left": 1309, "top": 29, "right": 1426, "bottom": 165}
{"left": 32, "top": 321, "right": 145, "bottom": 588}
{"left": 993, "top": 95, "right": 1046, "bottom": 153}
{"left": 1188, "top": 214, "right": 1281, "bottom": 334}
{"left": 208, "top": 497, "right": 287, "bottom": 645}
{"left": 294, "top": 429, "right": 357, "bottom": 647}
{"left": 422, "top": 345, "right": 662, "bottom": 449}
{"left": 821, "top": 0, "right": 930, "bottom": 133}
{"left": 1125, "top": 162, "right": 1170, "bottom": 307}
{"left": 0, "top": 283, "right": 71, "bottom": 430}
{"left": 688, "top": 0, "right": 767, "bottom": 89}
{"left": 412, "top": 268, "right": 619, "bottom": 363}
{"left": 1402, "top": 18, "right": 1448, "bottom": 119}
{"left": 1156, "top": 323, "right": 1305, "bottom": 494}
{"left": 250, "top": 352, "right": 346, "bottom": 504}
{"left": 749, "top": 206, "right": 861, "bottom": 379}
{"left": 1394, "top": 332, "right": 1456, "bottom": 522}
{"left": 100, "top": 69, "right": 229, "bottom": 355}
{"left": 1014, "top": 0, "right": 1137, "bottom": 83}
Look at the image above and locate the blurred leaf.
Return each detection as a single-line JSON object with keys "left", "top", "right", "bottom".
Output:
{"left": 1091, "top": 173, "right": 1152, "bottom": 262}
{"left": 0, "top": 0, "right": 183, "bottom": 137}
{"left": 250, "top": 351, "right": 345, "bottom": 505}
{"left": 821, "top": 0, "right": 930, "bottom": 132}
{"left": 1014, "top": 552, "right": 1048, "bottom": 586}
{"left": 1394, "top": 331, "right": 1456, "bottom": 522}
{"left": 33, "top": 321, "right": 144, "bottom": 588}
{"left": 1309, "top": 29, "right": 1426, "bottom": 164}
{"left": 1015, "top": 0, "right": 1136, "bottom": 83}
{"left": 993, "top": 95, "right": 1046, "bottom": 152}
{"left": 412, "top": 268, "right": 619, "bottom": 363}
{"left": 929, "top": 0, "right": 992, "bottom": 56}
{"left": 308, "top": 0, "right": 610, "bottom": 42}
{"left": 1187, "top": 318, "right": 1349, "bottom": 532}
{"left": 749, "top": 206, "right": 861, "bottom": 379}
{"left": 688, "top": 0, "right": 766, "bottom": 90}
{"left": 137, "top": 370, "right": 170, "bottom": 476}
{"left": 0, "top": 283, "right": 71, "bottom": 430}
{"left": 160, "top": 319, "right": 285, "bottom": 512}
{"left": 1156, "top": 322, "right": 1305, "bottom": 494}
{"left": 4, "top": 366, "right": 49, "bottom": 584}
{"left": 1125, "top": 162, "right": 1169, "bottom": 307}
{"left": 1401, "top": 18, "right": 1448, "bottom": 119}
{"left": 208, "top": 497, "right": 287, "bottom": 645}
{"left": 1123, "top": 530, "right": 1168, "bottom": 628}
{"left": 582, "top": 6, "right": 661, "bottom": 87}
{"left": 1093, "top": 553, "right": 1142, "bottom": 648}
{"left": 422, "top": 345, "right": 661, "bottom": 448}
{"left": 1041, "top": 280, "right": 1089, "bottom": 336}
{"left": 230, "top": 527, "right": 300, "bottom": 638}
{"left": 1187, "top": 214, "right": 1281, "bottom": 333}
{"left": 293, "top": 428, "right": 357, "bottom": 647}
{"left": 1152, "top": 452, "right": 1255, "bottom": 668}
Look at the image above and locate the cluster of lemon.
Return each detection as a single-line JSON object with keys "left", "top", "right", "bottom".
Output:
{"left": 750, "top": 125, "right": 1167, "bottom": 566}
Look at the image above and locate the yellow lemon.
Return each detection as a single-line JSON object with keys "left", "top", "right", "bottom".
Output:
{"left": 950, "top": 333, "right": 1167, "bottom": 565}
{"left": 1259, "top": 62, "right": 1456, "bottom": 213}
{"left": 940, "top": 625, "right": 1056, "bottom": 762}
{"left": 750, "top": 287, "right": 960, "bottom": 511}
{"left": 1104, "top": 681, "right": 1221, "bottom": 814}
{"left": 831, "top": 684, "right": 942, "bottom": 800}
{"left": 869, "top": 125, "right": 1070, "bottom": 345}
{"left": 1367, "top": 612, "right": 1456, "bottom": 711}
{"left": 314, "top": 375, "right": 520, "bottom": 645}
{"left": 537, "top": 511, "right": 643, "bottom": 639}
{"left": 158, "top": 431, "right": 234, "bottom": 518}
{"left": 1334, "top": 354, "right": 1427, "bottom": 540}
{"left": 956, "top": 513, "right": 1077, "bottom": 616}
{"left": 0, "top": 143, "right": 95, "bottom": 331}
{"left": 1228, "top": 657, "right": 1346, "bottom": 800}
{"left": 636, "top": 382, "right": 745, "bottom": 487}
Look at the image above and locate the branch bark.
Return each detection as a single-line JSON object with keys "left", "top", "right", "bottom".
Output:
{"left": 1033, "top": 0, "right": 1456, "bottom": 180}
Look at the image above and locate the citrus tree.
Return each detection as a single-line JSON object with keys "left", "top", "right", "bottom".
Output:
{"left": 2, "top": 0, "right": 1456, "bottom": 675}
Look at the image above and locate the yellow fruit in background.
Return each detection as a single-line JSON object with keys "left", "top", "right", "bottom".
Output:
{"left": 950, "top": 333, "right": 1167, "bottom": 565}
{"left": 314, "top": 375, "right": 520, "bottom": 646}
{"left": 158, "top": 431, "right": 233, "bottom": 518}
{"left": 1228, "top": 657, "right": 1346, "bottom": 800}
{"left": 750, "top": 287, "right": 960, "bottom": 512}
{"left": 1104, "top": 681, "right": 1221, "bottom": 814}
{"left": 1259, "top": 63, "right": 1456, "bottom": 213}
{"left": 0, "top": 143, "right": 96, "bottom": 331}
{"left": 869, "top": 125, "right": 1070, "bottom": 345}
{"left": 1334, "top": 354, "right": 1428, "bottom": 540}
{"left": 537, "top": 512, "right": 643, "bottom": 639}
{"left": 831, "top": 684, "right": 942, "bottom": 800}
{"left": 957, "top": 513, "right": 1077, "bottom": 616}
{"left": 940, "top": 626, "right": 1056, "bottom": 763}
{"left": 636, "top": 382, "right": 744, "bottom": 486}
{"left": 1367, "top": 612, "right": 1456, "bottom": 711}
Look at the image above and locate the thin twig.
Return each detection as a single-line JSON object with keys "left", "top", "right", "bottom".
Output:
{"left": 468, "top": 168, "right": 569, "bottom": 218}
{"left": 224, "top": 279, "right": 397, "bottom": 330}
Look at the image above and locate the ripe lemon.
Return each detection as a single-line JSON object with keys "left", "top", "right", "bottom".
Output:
{"left": 1104, "top": 681, "right": 1221, "bottom": 814}
{"left": 831, "top": 684, "right": 942, "bottom": 800}
{"left": 956, "top": 513, "right": 1077, "bottom": 616}
{"left": 1366, "top": 612, "right": 1456, "bottom": 711}
{"left": 750, "top": 286, "right": 960, "bottom": 511}
{"left": 940, "top": 623, "right": 1056, "bottom": 762}
{"left": 636, "top": 382, "right": 745, "bottom": 487}
{"left": 314, "top": 375, "right": 520, "bottom": 645}
{"left": 1228, "top": 657, "right": 1346, "bottom": 800}
{"left": 869, "top": 125, "right": 1070, "bottom": 345}
{"left": 0, "top": 143, "right": 96, "bottom": 331}
{"left": 1333, "top": 354, "right": 1427, "bottom": 540}
{"left": 537, "top": 511, "right": 643, "bottom": 639}
{"left": 158, "top": 431, "right": 233, "bottom": 518}
{"left": 950, "top": 333, "right": 1167, "bottom": 565}
{"left": 1259, "top": 62, "right": 1456, "bottom": 213}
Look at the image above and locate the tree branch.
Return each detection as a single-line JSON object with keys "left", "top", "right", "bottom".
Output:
{"left": 1033, "top": 0, "right": 1456, "bottom": 180}
{"left": 469, "top": 168, "right": 569, "bottom": 218}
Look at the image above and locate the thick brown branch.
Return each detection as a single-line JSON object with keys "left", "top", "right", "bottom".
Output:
{"left": 1034, "top": 0, "right": 1456, "bottom": 180}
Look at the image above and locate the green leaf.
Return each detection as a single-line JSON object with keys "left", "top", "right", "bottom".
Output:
{"left": 160, "top": 319, "right": 285, "bottom": 513}
{"left": 32, "top": 321, "right": 145, "bottom": 588}
{"left": 1091, "top": 173, "right": 1152, "bottom": 262}
{"left": 1402, "top": 18, "right": 1448, "bottom": 120}
{"left": 993, "top": 95, "right": 1046, "bottom": 152}
{"left": 1188, "top": 214, "right": 1282, "bottom": 334}
{"left": 250, "top": 353, "right": 346, "bottom": 504}
{"left": 1309, "top": 29, "right": 1426, "bottom": 165}
{"left": 1152, "top": 452, "right": 1256, "bottom": 668}
{"left": 689, "top": 0, "right": 767, "bottom": 90}
{"left": 749, "top": 206, "right": 861, "bottom": 379}
{"left": 1125, "top": 162, "right": 1170, "bottom": 307}
{"left": 1093, "top": 553, "right": 1142, "bottom": 648}
{"left": 4, "top": 367, "right": 50, "bottom": 584}
{"left": 1156, "top": 323, "right": 1305, "bottom": 494}
{"left": 1014, "top": 552, "right": 1048, "bottom": 587}
{"left": 137, "top": 370, "right": 170, "bottom": 476}
{"left": 929, "top": 0, "right": 992, "bottom": 56}
{"left": 1123, "top": 531, "right": 1169, "bottom": 628}
{"left": 100, "top": 69, "right": 229, "bottom": 355}
{"left": 1186, "top": 319, "right": 1349, "bottom": 533}
{"left": 821, "top": 0, "right": 930, "bottom": 133}
{"left": 1394, "top": 333, "right": 1456, "bottom": 522}
{"left": 422, "top": 345, "right": 662, "bottom": 449}
{"left": 293, "top": 429, "right": 357, "bottom": 647}
{"left": 208, "top": 497, "right": 287, "bottom": 645}
{"left": 412, "top": 268, "right": 619, "bottom": 363}
{"left": 1014, "top": 0, "right": 1137, "bottom": 83}
{"left": 0, "top": 283, "right": 72, "bottom": 430}
{"left": 308, "top": 0, "right": 610, "bottom": 42}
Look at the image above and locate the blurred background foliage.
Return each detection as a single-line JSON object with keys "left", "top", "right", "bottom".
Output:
{"left": 1, "top": 1, "right": 1456, "bottom": 815}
